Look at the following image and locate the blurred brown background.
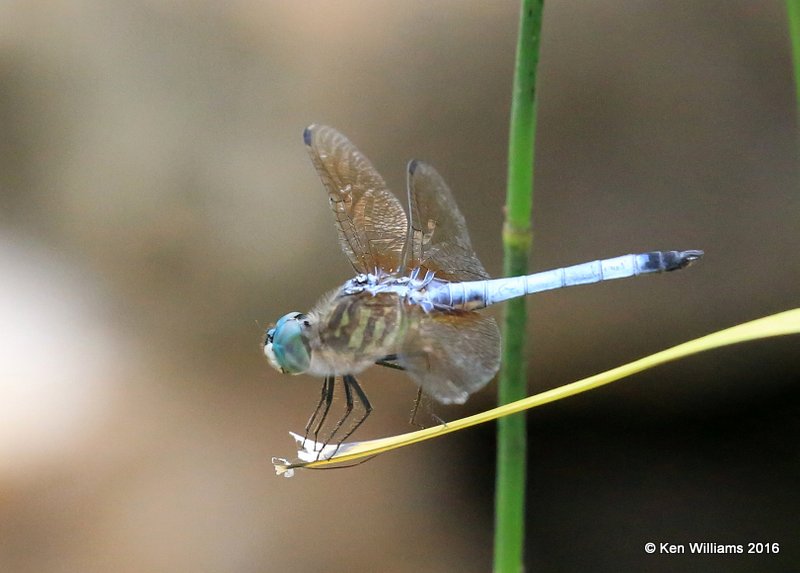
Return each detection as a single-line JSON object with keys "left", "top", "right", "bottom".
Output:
{"left": 0, "top": 1, "right": 798, "bottom": 572}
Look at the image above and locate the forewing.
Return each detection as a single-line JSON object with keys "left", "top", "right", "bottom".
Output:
{"left": 406, "top": 160, "right": 489, "bottom": 281}
{"left": 304, "top": 125, "right": 408, "bottom": 274}
{"left": 398, "top": 308, "right": 501, "bottom": 405}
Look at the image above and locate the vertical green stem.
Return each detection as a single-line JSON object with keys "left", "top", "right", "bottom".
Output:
{"left": 494, "top": 1, "right": 543, "bottom": 572}
{"left": 787, "top": 0, "right": 800, "bottom": 118}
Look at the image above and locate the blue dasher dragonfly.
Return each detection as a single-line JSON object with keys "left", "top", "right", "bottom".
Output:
{"left": 264, "top": 125, "right": 702, "bottom": 452}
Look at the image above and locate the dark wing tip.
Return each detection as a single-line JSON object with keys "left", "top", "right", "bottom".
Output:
{"left": 303, "top": 125, "right": 316, "bottom": 146}
{"left": 408, "top": 159, "right": 419, "bottom": 174}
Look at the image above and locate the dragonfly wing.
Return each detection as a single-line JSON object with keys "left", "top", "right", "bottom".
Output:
{"left": 304, "top": 125, "right": 408, "bottom": 274}
{"left": 398, "top": 308, "right": 501, "bottom": 404}
{"left": 406, "top": 160, "right": 489, "bottom": 281}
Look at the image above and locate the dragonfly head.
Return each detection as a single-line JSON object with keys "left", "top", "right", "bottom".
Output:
{"left": 263, "top": 312, "right": 311, "bottom": 375}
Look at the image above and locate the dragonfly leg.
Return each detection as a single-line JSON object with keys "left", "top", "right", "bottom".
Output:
{"left": 375, "top": 353, "right": 405, "bottom": 371}
{"left": 376, "top": 354, "right": 442, "bottom": 428}
{"left": 304, "top": 375, "right": 335, "bottom": 450}
{"left": 303, "top": 376, "right": 330, "bottom": 445}
{"left": 328, "top": 375, "right": 373, "bottom": 456}
{"left": 408, "top": 387, "right": 445, "bottom": 428}
{"left": 319, "top": 374, "right": 355, "bottom": 458}
{"left": 409, "top": 387, "right": 424, "bottom": 428}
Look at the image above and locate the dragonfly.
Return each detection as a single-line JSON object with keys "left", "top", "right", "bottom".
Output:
{"left": 264, "top": 124, "right": 703, "bottom": 453}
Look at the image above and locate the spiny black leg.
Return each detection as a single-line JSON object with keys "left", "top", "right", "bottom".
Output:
{"left": 309, "top": 375, "right": 335, "bottom": 450}
{"left": 375, "top": 353, "right": 406, "bottom": 371}
{"left": 430, "top": 410, "right": 446, "bottom": 426}
{"left": 375, "top": 359, "right": 405, "bottom": 371}
{"left": 303, "top": 376, "right": 330, "bottom": 447}
{"left": 319, "top": 374, "right": 355, "bottom": 458}
{"left": 409, "top": 387, "right": 424, "bottom": 428}
{"left": 331, "top": 375, "right": 373, "bottom": 455}
{"left": 408, "top": 388, "right": 445, "bottom": 428}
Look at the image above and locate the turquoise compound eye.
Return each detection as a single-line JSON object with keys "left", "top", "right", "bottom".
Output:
{"left": 264, "top": 312, "right": 310, "bottom": 374}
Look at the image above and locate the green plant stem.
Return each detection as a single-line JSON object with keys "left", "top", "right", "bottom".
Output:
{"left": 787, "top": 0, "right": 800, "bottom": 119}
{"left": 494, "top": 1, "right": 543, "bottom": 572}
